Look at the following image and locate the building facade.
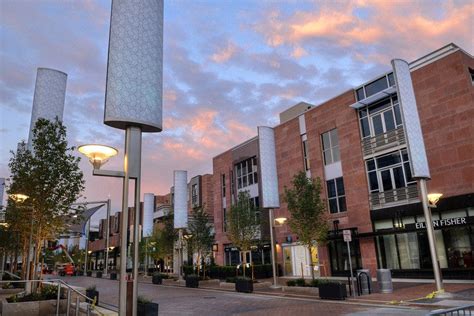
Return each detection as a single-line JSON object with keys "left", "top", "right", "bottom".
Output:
{"left": 211, "top": 43, "right": 474, "bottom": 279}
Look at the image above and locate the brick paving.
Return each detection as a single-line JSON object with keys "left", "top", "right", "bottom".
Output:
{"left": 49, "top": 275, "right": 438, "bottom": 315}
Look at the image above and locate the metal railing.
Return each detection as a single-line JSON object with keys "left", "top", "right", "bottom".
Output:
{"left": 370, "top": 184, "right": 419, "bottom": 209}
{"left": 362, "top": 126, "right": 406, "bottom": 157}
{"left": 428, "top": 304, "right": 474, "bottom": 315}
{"left": 0, "top": 278, "right": 97, "bottom": 316}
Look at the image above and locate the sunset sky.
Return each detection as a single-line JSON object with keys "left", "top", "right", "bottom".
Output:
{"left": 1, "top": 0, "right": 473, "bottom": 225}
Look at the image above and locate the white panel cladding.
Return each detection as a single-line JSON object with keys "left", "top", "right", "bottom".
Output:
{"left": 392, "top": 59, "right": 430, "bottom": 179}
{"left": 143, "top": 193, "right": 154, "bottom": 237}
{"left": 173, "top": 170, "right": 188, "bottom": 228}
{"left": 104, "top": 0, "right": 163, "bottom": 133}
{"left": 298, "top": 114, "right": 306, "bottom": 135}
{"left": 258, "top": 126, "right": 280, "bottom": 208}
{"left": 28, "top": 68, "right": 67, "bottom": 147}
{"left": 324, "top": 161, "right": 343, "bottom": 180}
{"left": 222, "top": 197, "right": 226, "bottom": 209}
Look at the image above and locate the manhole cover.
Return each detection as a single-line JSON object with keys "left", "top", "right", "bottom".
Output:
{"left": 203, "top": 296, "right": 216, "bottom": 299}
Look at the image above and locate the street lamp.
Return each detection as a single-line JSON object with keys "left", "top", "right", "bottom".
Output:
{"left": 9, "top": 193, "right": 29, "bottom": 203}
{"left": 427, "top": 193, "right": 443, "bottom": 208}
{"left": 78, "top": 144, "right": 118, "bottom": 170}
{"left": 274, "top": 217, "right": 287, "bottom": 227}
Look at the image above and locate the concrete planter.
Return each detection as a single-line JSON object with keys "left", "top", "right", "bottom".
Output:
{"left": 185, "top": 275, "right": 199, "bottom": 288}
{"left": 110, "top": 272, "right": 117, "bottom": 280}
{"left": 319, "top": 283, "right": 347, "bottom": 300}
{"left": 86, "top": 289, "right": 99, "bottom": 305}
{"left": 137, "top": 302, "right": 159, "bottom": 316}
{"left": 96, "top": 271, "right": 103, "bottom": 278}
{"left": 152, "top": 274, "right": 162, "bottom": 285}
{"left": 1, "top": 298, "right": 67, "bottom": 316}
{"left": 235, "top": 278, "right": 253, "bottom": 293}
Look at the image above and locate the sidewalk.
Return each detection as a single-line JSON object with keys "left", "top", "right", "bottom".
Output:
{"left": 138, "top": 275, "right": 474, "bottom": 311}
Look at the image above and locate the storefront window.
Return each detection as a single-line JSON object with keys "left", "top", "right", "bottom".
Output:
{"left": 397, "top": 232, "right": 420, "bottom": 269}
{"left": 444, "top": 226, "right": 473, "bottom": 268}
{"left": 328, "top": 239, "right": 361, "bottom": 275}
{"left": 376, "top": 235, "right": 399, "bottom": 269}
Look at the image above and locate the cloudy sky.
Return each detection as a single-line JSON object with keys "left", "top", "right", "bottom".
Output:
{"left": 1, "top": 0, "right": 473, "bottom": 223}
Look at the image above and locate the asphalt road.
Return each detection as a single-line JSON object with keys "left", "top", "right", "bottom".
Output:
{"left": 53, "top": 276, "right": 430, "bottom": 316}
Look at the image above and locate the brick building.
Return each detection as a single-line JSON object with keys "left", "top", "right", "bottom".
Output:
{"left": 211, "top": 43, "right": 474, "bottom": 279}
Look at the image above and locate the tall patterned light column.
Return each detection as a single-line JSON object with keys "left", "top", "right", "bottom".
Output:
{"left": 143, "top": 193, "right": 155, "bottom": 275}
{"left": 173, "top": 170, "right": 188, "bottom": 280}
{"left": 104, "top": 1, "right": 163, "bottom": 315}
{"left": 27, "top": 68, "right": 67, "bottom": 149}
{"left": 392, "top": 59, "right": 444, "bottom": 294}
{"left": 257, "top": 126, "right": 281, "bottom": 288}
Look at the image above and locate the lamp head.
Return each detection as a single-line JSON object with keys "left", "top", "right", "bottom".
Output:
{"left": 427, "top": 193, "right": 443, "bottom": 208}
{"left": 78, "top": 144, "right": 118, "bottom": 169}
{"left": 274, "top": 217, "right": 287, "bottom": 227}
{"left": 9, "top": 193, "right": 29, "bottom": 203}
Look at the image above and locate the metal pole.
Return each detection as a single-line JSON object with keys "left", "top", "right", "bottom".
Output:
{"left": 56, "top": 283, "right": 61, "bottom": 316}
{"left": 119, "top": 127, "right": 131, "bottom": 316}
{"left": 105, "top": 198, "right": 111, "bottom": 276}
{"left": 85, "top": 220, "right": 90, "bottom": 275}
{"left": 346, "top": 241, "right": 356, "bottom": 298}
{"left": 25, "top": 215, "right": 34, "bottom": 293}
{"left": 145, "top": 238, "right": 148, "bottom": 277}
{"left": 178, "top": 229, "right": 183, "bottom": 281}
{"left": 419, "top": 179, "right": 443, "bottom": 292}
{"left": 1, "top": 248, "right": 5, "bottom": 280}
{"left": 132, "top": 128, "right": 142, "bottom": 316}
{"left": 268, "top": 209, "right": 279, "bottom": 288}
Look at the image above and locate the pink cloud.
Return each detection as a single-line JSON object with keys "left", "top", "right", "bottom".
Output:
{"left": 211, "top": 41, "right": 238, "bottom": 63}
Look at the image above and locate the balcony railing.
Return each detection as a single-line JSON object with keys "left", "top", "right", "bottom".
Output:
{"left": 362, "top": 126, "right": 406, "bottom": 157}
{"left": 370, "top": 184, "right": 419, "bottom": 209}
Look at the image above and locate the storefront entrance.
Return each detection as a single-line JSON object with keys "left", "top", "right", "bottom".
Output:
{"left": 282, "top": 243, "right": 319, "bottom": 277}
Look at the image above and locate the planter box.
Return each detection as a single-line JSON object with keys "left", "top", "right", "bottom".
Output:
{"left": 110, "top": 273, "right": 117, "bottom": 280}
{"left": 152, "top": 275, "right": 162, "bottom": 285}
{"left": 86, "top": 289, "right": 99, "bottom": 305}
{"left": 137, "top": 302, "right": 159, "bottom": 316}
{"left": 319, "top": 283, "right": 347, "bottom": 300}
{"left": 1, "top": 298, "right": 67, "bottom": 316}
{"left": 86, "top": 271, "right": 92, "bottom": 277}
{"left": 185, "top": 276, "right": 199, "bottom": 288}
{"left": 235, "top": 279, "right": 253, "bottom": 293}
{"left": 96, "top": 271, "right": 103, "bottom": 278}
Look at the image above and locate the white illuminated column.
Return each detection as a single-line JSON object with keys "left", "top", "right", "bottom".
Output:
{"left": 257, "top": 126, "right": 280, "bottom": 288}
{"left": 143, "top": 193, "right": 154, "bottom": 276}
{"left": 28, "top": 68, "right": 67, "bottom": 149}
{"left": 392, "top": 59, "right": 443, "bottom": 294}
{"left": 173, "top": 170, "right": 188, "bottom": 280}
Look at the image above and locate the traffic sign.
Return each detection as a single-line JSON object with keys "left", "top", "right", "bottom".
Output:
{"left": 343, "top": 229, "right": 352, "bottom": 242}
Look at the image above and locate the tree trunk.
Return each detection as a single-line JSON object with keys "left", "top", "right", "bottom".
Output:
{"left": 308, "top": 246, "right": 315, "bottom": 280}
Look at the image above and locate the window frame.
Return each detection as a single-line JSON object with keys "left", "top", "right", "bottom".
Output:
{"left": 326, "top": 176, "right": 347, "bottom": 214}
{"left": 321, "top": 129, "right": 340, "bottom": 165}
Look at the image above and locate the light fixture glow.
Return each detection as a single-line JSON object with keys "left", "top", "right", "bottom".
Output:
{"left": 9, "top": 193, "right": 29, "bottom": 203}
{"left": 78, "top": 144, "right": 118, "bottom": 169}
{"left": 427, "top": 193, "right": 443, "bottom": 207}
{"left": 274, "top": 217, "right": 288, "bottom": 227}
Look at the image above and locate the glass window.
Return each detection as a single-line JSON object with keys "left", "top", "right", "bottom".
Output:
{"left": 321, "top": 129, "right": 340, "bottom": 165}
{"left": 372, "top": 114, "right": 384, "bottom": 135}
{"left": 328, "top": 238, "right": 362, "bottom": 275}
{"left": 302, "top": 136, "right": 310, "bottom": 171}
{"left": 397, "top": 232, "right": 420, "bottom": 269}
{"left": 365, "top": 76, "right": 388, "bottom": 97}
{"left": 235, "top": 156, "right": 258, "bottom": 189}
{"left": 381, "top": 170, "right": 393, "bottom": 191}
{"left": 221, "top": 174, "right": 226, "bottom": 197}
{"left": 368, "top": 172, "right": 378, "bottom": 192}
{"left": 326, "top": 177, "right": 346, "bottom": 214}
{"left": 376, "top": 152, "right": 401, "bottom": 168}
{"left": 394, "top": 103, "right": 402, "bottom": 126}
{"left": 356, "top": 88, "right": 365, "bottom": 101}
{"left": 393, "top": 166, "right": 405, "bottom": 188}
{"left": 361, "top": 118, "right": 370, "bottom": 138}
{"left": 384, "top": 111, "right": 395, "bottom": 131}
{"left": 369, "top": 98, "right": 391, "bottom": 115}
{"left": 388, "top": 73, "right": 395, "bottom": 86}
{"left": 359, "top": 96, "right": 400, "bottom": 139}
{"left": 377, "top": 235, "right": 400, "bottom": 269}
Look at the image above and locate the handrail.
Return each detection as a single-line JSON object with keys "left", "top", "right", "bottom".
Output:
{"left": 356, "top": 272, "right": 371, "bottom": 295}
{"left": 2, "top": 271, "right": 21, "bottom": 280}
{"left": 428, "top": 304, "right": 474, "bottom": 315}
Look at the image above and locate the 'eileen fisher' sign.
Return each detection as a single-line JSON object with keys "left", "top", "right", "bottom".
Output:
{"left": 414, "top": 217, "right": 468, "bottom": 230}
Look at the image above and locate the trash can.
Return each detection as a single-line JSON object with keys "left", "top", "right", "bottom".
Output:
{"left": 377, "top": 269, "right": 393, "bottom": 294}
{"left": 356, "top": 269, "right": 372, "bottom": 295}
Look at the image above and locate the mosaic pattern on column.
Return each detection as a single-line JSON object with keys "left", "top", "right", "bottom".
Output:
{"left": 28, "top": 68, "right": 67, "bottom": 146}
{"left": 258, "top": 126, "right": 280, "bottom": 208}
{"left": 104, "top": 0, "right": 163, "bottom": 133}
{"left": 143, "top": 193, "right": 154, "bottom": 237}
{"left": 173, "top": 170, "right": 188, "bottom": 229}
{"left": 392, "top": 59, "right": 431, "bottom": 179}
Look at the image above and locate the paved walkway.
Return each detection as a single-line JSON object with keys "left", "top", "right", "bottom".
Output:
{"left": 50, "top": 275, "right": 446, "bottom": 316}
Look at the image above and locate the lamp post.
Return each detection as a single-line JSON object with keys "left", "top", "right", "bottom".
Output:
{"left": 420, "top": 186, "right": 445, "bottom": 293}
{"left": 8, "top": 194, "right": 34, "bottom": 292}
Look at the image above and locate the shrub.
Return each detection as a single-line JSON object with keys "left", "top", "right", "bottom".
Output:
{"left": 137, "top": 296, "right": 151, "bottom": 304}
{"left": 309, "top": 278, "right": 331, "bottom": 287}
{"left": 86, "top": 285, "right": 97, "bottom": 291}
{"left": 40, "top": 285, "right": 58, "bottom": 300}
{"left": 226, "top": 277, "right": 236, "bottom": 283}
{"left": 286, "top": 280, "right": 296, "bottom": 287}
{"left": 295, "top": 278, "right": 306, "bottom": 287}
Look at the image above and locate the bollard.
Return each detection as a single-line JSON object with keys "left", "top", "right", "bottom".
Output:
{"left": 377, "top": 269, "right": 393, "bottom": 294}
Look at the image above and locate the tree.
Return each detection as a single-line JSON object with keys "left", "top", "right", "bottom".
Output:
{"left": 6, "top": 118, "right": 85, "bottom": 281}
{"left": 149, "top": 211, "right": 177, "bottom": 273}
{"left": 186, "top": 205, "right": 214, "bottom": 277}
{"left": 227, "top": 191, "right": 260, "bottom": 277}
{"left": 283, "top": 171, "right": 328, "bottom": 279}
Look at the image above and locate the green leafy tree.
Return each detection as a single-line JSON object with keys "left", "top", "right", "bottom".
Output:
{"left": 149, "top": 211, "right": 177, "bottom": 273}
{"left": 283, "top": 171, "right": 328, "bottom": 279}
{"left": 186, "top": 206, "right": 214, "bottom": 277}
{"left": 6, "top": 118, "right": 85, "bottom": 281}
{"left": 227, "top": 191, "right": 260, "bottom": 277}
